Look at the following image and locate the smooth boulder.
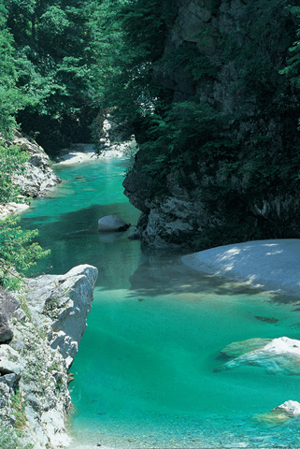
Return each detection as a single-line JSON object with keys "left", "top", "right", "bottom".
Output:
{"left": 98, "top": 215, "right": 130, "bottom": 232}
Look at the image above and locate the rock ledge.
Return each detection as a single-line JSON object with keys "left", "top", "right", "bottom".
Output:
{"left": 0, "top": 264, "right": 98, "bottom": 449}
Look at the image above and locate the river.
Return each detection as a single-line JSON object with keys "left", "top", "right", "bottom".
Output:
{"left": 21, "top": 155, "right": 300, "bottom": 448}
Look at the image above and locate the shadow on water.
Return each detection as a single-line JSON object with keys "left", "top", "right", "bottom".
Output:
{"left": 22, "top": 201, "right": 300, "bottom": 307}
{"left": 128, "top": 251, "right": 300, "bottom": 306}
{"left": 21, "top": 201, "right": 141, "bottom": 285}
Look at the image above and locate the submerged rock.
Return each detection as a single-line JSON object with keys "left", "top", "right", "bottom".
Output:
{"left": 98, "top": 214, "right": 131, "bottom": 232}
{"left": 255, "top": 400, "right": 300, "bottom": 424}
{"left": 216, "top": 337, "right": 300, "bottom": 375}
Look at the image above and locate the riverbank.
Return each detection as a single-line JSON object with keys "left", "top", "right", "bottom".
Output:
{"left": 56, "top": 142, "right": 135, "bottom": 166}
{"left": 0, "top": 265, "right": 98, "bottom": 449}
{"left": 182, "top": 239, "right": 300, "bottom": 298}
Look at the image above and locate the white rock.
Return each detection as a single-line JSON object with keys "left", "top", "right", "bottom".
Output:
{"left": 23, "top": 264, "right": 98, "bottom": 369}
{"left": 277, "top": 400, "right": 300, "bottom": 416}
{"left": 0, "top": 344, "right": 26, "bottom": 375}
{"left": 182, "top": 239, "right": 300, "bottom": 297}
{"left": 217, "top": 336, "right": 300, "bottom": 375}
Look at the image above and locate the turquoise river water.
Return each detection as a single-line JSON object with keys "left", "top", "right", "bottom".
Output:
{"left": 21, "top": 156, "right": 300, "bottom": 448}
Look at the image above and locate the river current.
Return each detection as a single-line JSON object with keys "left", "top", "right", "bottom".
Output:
{"left": 21, "top": 156, "right": 300, "bottom": 448}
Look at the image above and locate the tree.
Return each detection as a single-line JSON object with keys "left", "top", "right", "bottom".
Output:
{"left": 0, "top": 2, "right": 30, "bottom": 137}
{"left": 0, "top": 143, "right": 50, "bottom": 289}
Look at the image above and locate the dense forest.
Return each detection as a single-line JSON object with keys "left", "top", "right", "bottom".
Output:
{"left": 1, "top": 0, "right": 300, "bottom": 280}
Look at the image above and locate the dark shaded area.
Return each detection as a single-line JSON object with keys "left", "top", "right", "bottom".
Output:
{"left": 128, "top": 253, "right": 288, "bottom": 301}
{"left": 254, "top": 315, "right": 279, "bottom": 324}
{"left": 21, "top": 201, "right": 140, "bottom": 289}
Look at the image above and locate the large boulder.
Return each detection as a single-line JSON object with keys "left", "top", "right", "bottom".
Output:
{"left": 216, "top": 336, "right": 300, "bottom": 375}
{"left": 98, "top": 215, "right": 131, "bottom": 232}
{"left": 24, "top": 264, "right": 98, "bottom": 369}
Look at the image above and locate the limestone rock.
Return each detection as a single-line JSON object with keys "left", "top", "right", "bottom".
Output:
{"left": 0, "top": 289, "right": 21, "bottom": 343}
{"left": 11, "top": 135, "right": 61, "bottom": 197}
{"left": 216, "top": 337, "right": 300, "bottom": 375}
{"left": 0, "top": 345, "right": 26, "bottom": 375}
{"left": 255, "top": 400, "right": 300, "bottom": 424}
{"left": 0, "top": 264, "right": 98, "bottom": 448}
{"left": 24, "top": 264, "right": 98, "bottom": 369}
{"left": 0, "top": 133, "right": 61, "bottom": 200}
{"left": 98, "top": 214, "right": 131, "bottom": 232}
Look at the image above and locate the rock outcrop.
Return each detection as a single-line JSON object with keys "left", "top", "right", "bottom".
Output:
{"left": 216, "top": 336, "right": 300, "bottom": 375}
{"left": 0, "top": 133, "right": 61, "bottom": 219}
{"left": 0, "top": 264, "right": 98, "bottom": 449}
{"left": 11, "top": 134, "right": 61, "bottom": 198}
{"left": 123, "top": 0, "right": 300, "bottom": 249}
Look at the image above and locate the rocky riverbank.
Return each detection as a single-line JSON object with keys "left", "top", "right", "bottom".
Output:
{"left": 0, "top": 134, "right": 99, "bottom": 448}
{"left": 0, "top": 133, "right": 61, "bottom": 219}
{"left": 0, "top": 264, "right": 98, "bottom": 449}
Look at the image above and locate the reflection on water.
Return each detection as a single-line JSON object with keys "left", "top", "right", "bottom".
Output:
{"left": 21, "top": 157, "right": 300, "bottom": 448}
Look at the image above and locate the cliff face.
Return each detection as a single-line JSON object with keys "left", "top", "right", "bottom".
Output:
{"left": 0, "top": 265, "right": 98, "bottom": 449}
{"left": 123, "top": 0, "right": 300, "bottom": 249}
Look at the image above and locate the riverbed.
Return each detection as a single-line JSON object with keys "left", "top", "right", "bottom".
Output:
{"left": 21, "top": 156, "right": 300, "bottom": 448}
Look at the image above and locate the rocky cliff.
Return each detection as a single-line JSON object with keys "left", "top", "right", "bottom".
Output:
{"left": 0, "top": 264, "right": 98, "bottom": 449}
{"left": 123, "top": 0, "right": 300, "bottom": 249}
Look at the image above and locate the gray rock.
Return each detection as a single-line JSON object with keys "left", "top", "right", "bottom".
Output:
{"left": 0, "top": 345, "right": 26, "bottom": 375}
{"left": 0, "top": 313, "right": 13, "bottom": 343}
{"left": 0, "top": 264, "right": 98, "bottom": 448}
{"left": 0, "top": 373, "right": 19, "bottom": 390}
{"left": 127, "top": 229, "right": 141, "bottom": 240}
{"left": 0, "top": 289, "right": 21, "bottom": 343}
{"left": 23, "top": 264, "right": 98, "bottom": 369}
{"left": 10, "top": 134, "right": 61, "bottom": 198}
{"left": 98, "top": 215, "right": 131, "bottom": 232}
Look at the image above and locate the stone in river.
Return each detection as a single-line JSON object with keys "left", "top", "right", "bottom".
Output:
{"left": 98, "top": 215, "right": 130, "bottom": 232}
{"left": 216, "top": 336, "right": 300, "bottom": 375}
{"left": 255, "top": 400, "right": 300, "bottom": 424}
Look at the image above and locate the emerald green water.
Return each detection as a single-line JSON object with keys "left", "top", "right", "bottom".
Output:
{"left": 21, "top": 157, "right": 300, "bottom": 448}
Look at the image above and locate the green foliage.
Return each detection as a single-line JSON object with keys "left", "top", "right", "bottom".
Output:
{"left": 4, "top": 0, "right": 100, "bottom": 151}
{"left": 0, "top": 143, "right": 29, "bottom": 203}
{"left": 0, "top": 215, "right": 50, "bottom": 289}
{"left": 11, "top": 389, "right": 26, "bottom": 433}
{"left": 0, "top": 6, "right": 30, "bottom": 136}
{"left": 0, "top": 426, "right": 18, "bottom": 449}
{"left": 0, "top": 142, "right": 50, "bottom": 289}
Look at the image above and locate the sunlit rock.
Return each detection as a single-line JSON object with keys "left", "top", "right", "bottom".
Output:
{"left": 216, "top": 337, "right": 300, "bottom": 375}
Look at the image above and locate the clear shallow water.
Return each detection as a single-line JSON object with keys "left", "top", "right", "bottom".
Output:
{"left": 21, "top": 157, "right": 300, "bottom": 448}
